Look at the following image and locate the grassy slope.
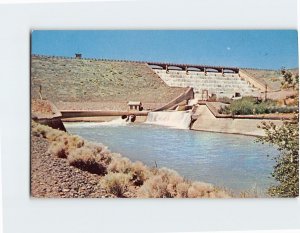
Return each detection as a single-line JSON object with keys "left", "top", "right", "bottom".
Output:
{"left": 31, "top": 56, "right": 187, "bottom": 103}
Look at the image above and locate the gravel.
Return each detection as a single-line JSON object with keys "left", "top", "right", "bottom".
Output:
{"left": 31, "top": 134, "right": 113, "bottom": 198}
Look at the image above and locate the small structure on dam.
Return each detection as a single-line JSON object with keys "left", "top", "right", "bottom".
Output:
{"left": 75, "top": 53, "right": 82, "bottom": 59}
{"left": 128, "top": 101, "right": 142, "bottom": 111}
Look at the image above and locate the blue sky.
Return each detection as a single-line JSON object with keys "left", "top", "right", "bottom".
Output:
{"left": 31, "top": 30, "right": 298, "bottom": 69}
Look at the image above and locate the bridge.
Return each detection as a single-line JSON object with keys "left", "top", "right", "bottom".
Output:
{"left": 147, "top": 61, "right": 239, "bottom": 74}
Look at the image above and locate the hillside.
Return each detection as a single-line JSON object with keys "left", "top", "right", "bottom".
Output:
{"left": 31, "top": 56, "right": 187, "bottom": 109}
{"left": 243, "top": 68, "right": 299, "bottom": 91}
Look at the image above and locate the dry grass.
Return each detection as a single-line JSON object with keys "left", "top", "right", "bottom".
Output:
{"left": 32, "top": 121, "right": 230, "bottom": 198}
{"left": 31, "top": 56, "right": 186, "bottom": 103}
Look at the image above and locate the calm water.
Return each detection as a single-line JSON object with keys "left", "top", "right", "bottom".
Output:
{"left": 64, "top": 122, "right": 278, "bottom": 194}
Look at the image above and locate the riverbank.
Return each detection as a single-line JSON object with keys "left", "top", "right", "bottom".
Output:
{"left": 31, "top": 121, "right": 230, "bottom": 198}
{"left": 31, "top": 134, "right": 112, "bottom": 198}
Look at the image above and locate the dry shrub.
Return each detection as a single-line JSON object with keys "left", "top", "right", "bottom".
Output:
{"left": 32, "top": 121, "right": 84, "bottom": 147}
{"left": 187, "top": 182, "right": 229, "bottom": 198}
{"left": 137, "top": 167, "right": 230, "bottom": 198}
{"left": 107, "top": 156, "right": 150, "bottom": 186}
{"left": 108, "top": 156, "right": 132, "bottom": 174}
{"left": 47, "top": 141, "right": 67, "bottom": 158}
{"left": 137, "top": 175, "right": 168, "bottom": 198}
{"left": 210, "top": 189, "right": 230, "bottom": 198}
{"left": 238, "top": 188, "right": 259, "bottom": 198}
{"left": 137, "top": 168, "right": 185, "bottom": 198}
{"left": 45, "top": 130, "right": 65, "bottom": 142}
{"left": 101, "top": 172, "right": 131, "bottom": 197}
{"left": 32, "top": 122, "right": 47, "bottom": 138}
{"left": 68, "top": 147, "right": 107, "bottom": 175}
{"left": 176, "top": 182, "right": 190, "bottom": 198}
{"left": 130, "top": 161, "right": 150, "bottom": 186}
{"left": 46, "top": 135, "right": 85, "bottom": 159}
{"left": 187, "top": 182, "right": 214, "bottom": 198}
{"left": 68, "top": 135, "right": 84, "bottom": 148}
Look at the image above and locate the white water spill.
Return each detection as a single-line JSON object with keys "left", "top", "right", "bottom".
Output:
{"left": 188, "top": 98, "right": 198, "bottom": 106}
{"left": 63, "top": 117, "right": 130, "bottom": 128}
{"left": 98, "top": 117, "right": 130, "bottom": 126}
{"left": 146, "top": 111, "right": 192, "bottom": 129}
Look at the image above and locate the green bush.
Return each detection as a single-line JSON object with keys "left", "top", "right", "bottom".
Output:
{"left": 268, "top": 106, "right": 298, "bottom": 114}
{"left": 257, "top": 118, "right": 299, "bottom": 197}
{"left": 230, "top": 98, "right": 254, "bottom": 115}
{"left": 219, "top": 97, "right": 297, "bottom": 115}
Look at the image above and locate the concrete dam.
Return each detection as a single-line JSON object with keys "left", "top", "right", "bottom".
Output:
{"left": 31, "top": 55, "right": 286, "bottom": 136}
{"left": 31, "top": 55, "right": 267, "bottom": 107}
{"left": 147, "top": 62, "right": 264, "bottom": 99}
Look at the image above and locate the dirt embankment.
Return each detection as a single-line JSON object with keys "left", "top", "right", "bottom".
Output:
{"left": 31, "top": 134, "right": 112, "bottom": 198}
{"left": 243, "top": 68, "right": 299, "bottom": 92}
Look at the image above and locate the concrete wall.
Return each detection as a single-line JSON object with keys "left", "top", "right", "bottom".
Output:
{"left": 191, "top": 105, "right": 283, "bottom": 136}
{"left": 31, "top": 100, "right": 66, "bottom": 131}
{"left": 60, "top": 110, "right": 148, "bottom": 118}
{"left": 62, "top": 115, "right": 147, "bottom": 123}
{"left": 35, "top": 117, "right": 66, "bottom": 131}
{"left": 239, "top": 69, "right": 268, "bottom": 92}
{"left": 153, "top": 87, "right": 194, "bottom": 111}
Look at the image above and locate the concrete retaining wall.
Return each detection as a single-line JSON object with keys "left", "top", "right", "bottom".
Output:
{"left": 153, "top": 87, "right": 194, "bottom": 111}
{"left": 31, "top": 100, "right": 66, "bottom": 131}
{"left": 191, "top": 105, "right": 283, "bottom": 136}
{"left": 62, "top": 115, "right": 147, "bottom": 123}
{"left": 60, "top": 110, "right": 148, "bottom": 118}
{"left": 239, "top": 69, "right": 268, "bottom": 92}
{"left": 35, "top": 117, "right": 66, "bottom": 131}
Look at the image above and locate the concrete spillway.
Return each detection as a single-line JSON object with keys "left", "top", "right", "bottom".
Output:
{"left": 146, "top": 111, "right": 192, "bottom": 129}
{"left": 154, "top": 69, "right": 260, "bottom": 98}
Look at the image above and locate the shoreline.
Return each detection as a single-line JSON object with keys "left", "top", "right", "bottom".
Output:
{"left": 31, "top": 121, "right": 232, "bottom": 198}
